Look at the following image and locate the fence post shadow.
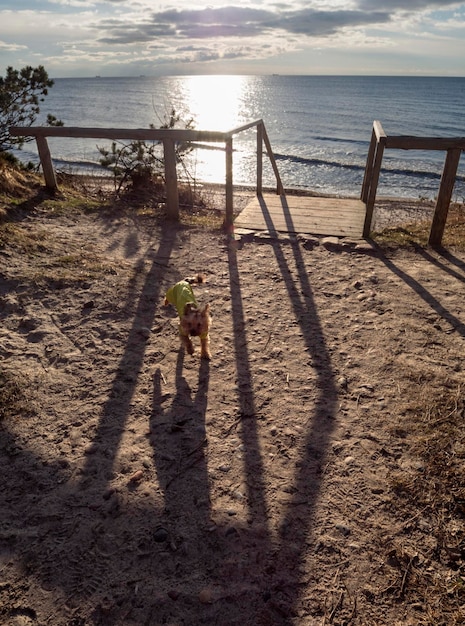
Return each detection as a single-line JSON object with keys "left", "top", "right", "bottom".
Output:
{"left": 413, "top": 243, "right": 465, "bottom": 284}
{"left": 150, "top": 351, "right": 211, "bottom": 524}
{"left": 0, "top": 221, "right": 183, "bottom": 608}
{"left": 435, "top": 247, "right": 465, "bottom": 275}
{"left": 227, "top": 201, "right": 339, "bottom": 620}
{"left": 78, "top": 222, "right": 179, "bottom": 491}
{"left": 269, "top": 196, "right": 339, "bottom": 616}
{"left": 373, "top": 242, "right": 465, "bottom": 337}
{"left": 227, "top": 244, "right": 272, "bottom": 529}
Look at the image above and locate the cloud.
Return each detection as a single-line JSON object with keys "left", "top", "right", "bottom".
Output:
{"left": 98, "top": 27, "right": 177, "bottom": 45}
{"left": 358, "top": 0, "right": 461, "bottom": 9}
{"left": 48, "top": 0, "right": 96, "bottom": 7}
{"left": 0, "top": 40, "right": 28, "bottom": 51}
{"left": 93, "top": 5, "right": 393, "bottom": 45}
{"left": 273, "top": 9, "right": 391, "bottom": 35}
{"left": 2, "top": 0, "right": 464, "bottom": 76}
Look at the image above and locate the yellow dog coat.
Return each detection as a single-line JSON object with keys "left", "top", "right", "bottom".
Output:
{"left": 165, "top": 280, "right": 208, "bottom": 339}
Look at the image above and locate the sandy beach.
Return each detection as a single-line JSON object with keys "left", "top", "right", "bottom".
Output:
{"left": 1, "top": 174, "right": 464, "bottom": 624}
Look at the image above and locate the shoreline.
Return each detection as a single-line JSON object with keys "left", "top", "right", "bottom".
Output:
{"left": 68, "top": 173, "right": 438, "bottom": 231}
{"left": 74, "top": 172, "right": 438, "bottom": 203}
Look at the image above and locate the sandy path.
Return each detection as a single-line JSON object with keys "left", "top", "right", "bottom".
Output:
{"left": 0, "top": 200, "right": 464, "bottom": 625}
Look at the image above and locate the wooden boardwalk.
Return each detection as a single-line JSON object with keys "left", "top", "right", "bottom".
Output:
{"left": 235, "top": 193, "right": 367, "bottom": 238}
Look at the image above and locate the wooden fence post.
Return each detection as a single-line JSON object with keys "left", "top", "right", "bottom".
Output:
{"left": 256, "top": 122, "right": 263, "bottom": 196}
{"left": 163, "top": 138, "right": 179, "bottom": 220}
{"left": 261, "top": 125, "right": 285, "bottom": 196}
{"left": 36, "top": 136, "right": 57, "bottom": 190}
{"left": 361, "top": 127, "right": 377, "bottom": 204}
{"left": 428, "top": 148, "right": 461, "bottom": 246}
{"left": 225, "top": 137, "right": 233, "bottom": 228}
{"left": 363, "top": 134, "right": 386, "bottom": 237}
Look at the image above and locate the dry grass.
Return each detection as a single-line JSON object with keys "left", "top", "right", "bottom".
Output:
{"left": 0, "top": 166, "right": 224, "bottom": 285}
{"left": 0, "top": 211, "right": 117, "bottom": 285}
{"left": 0, "top": 221, "right": 51, "bottom": 254}
{"left": 0, "top": 159, "right": 42, "bottom": 198}
{"left": 386, "top": 372, "right": 465, "bottom": 624}
{"left": 373, "top": 203, "right": 465, "bottom": 251}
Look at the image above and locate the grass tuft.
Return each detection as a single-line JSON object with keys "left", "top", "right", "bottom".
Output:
{"left": 0, "top": 370, "right": 36, "bottom": 421}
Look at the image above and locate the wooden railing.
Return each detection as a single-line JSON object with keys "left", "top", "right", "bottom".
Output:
{"left": 9, "top": 121, "right": 284, "bottom": 227}
{"left": 362, "top": 120, "right": 465, "bottom": 245}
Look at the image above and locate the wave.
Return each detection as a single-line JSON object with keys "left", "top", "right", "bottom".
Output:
{"left": 273, "top": 152, "right": 465, "bottom": 182}
{"left": 16, "top": 142, "right": 465, "bottom": 197}
{"left": 309, "top": 135, "right": 368, "bottom": 147}
{"left": 274, "top": 152, "right": 364, "bottom": 172}
{"left": 14, "top": 151, "right": 107, "bottom": 173}
{"left": 53, "top": 156, "right": 107, "bottom": 170}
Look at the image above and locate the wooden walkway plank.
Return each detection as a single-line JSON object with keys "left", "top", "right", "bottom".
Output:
{"left": 235, "top": 194, "right": 366, "bottom": 238}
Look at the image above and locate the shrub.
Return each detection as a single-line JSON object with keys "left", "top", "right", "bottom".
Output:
{"left": 0, "top": 65, "right": 63, "bottom": 153}
{"left": 97, "top": 108, "right": 195, "bottom": 193}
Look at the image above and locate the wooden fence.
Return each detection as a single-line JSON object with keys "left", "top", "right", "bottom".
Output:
{"left": 9, "top": 121, "right": 284, "bottom": 228}
{"left": 362, "top": 120, "right": 465, "bottom": 245}
{"left": 11, "top": 119, "right": 464, "bottom": 244}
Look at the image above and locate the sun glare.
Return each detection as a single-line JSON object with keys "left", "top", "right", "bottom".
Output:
{"left": 175, "top": 75, "right": 257, "bottom": 185}
{"left": 183, "top": 74, "right": 249, "bottom": 131}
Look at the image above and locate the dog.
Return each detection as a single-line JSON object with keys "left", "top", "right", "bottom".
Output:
{"left": 164, "top": 274, "right": 211, "bottom": 359}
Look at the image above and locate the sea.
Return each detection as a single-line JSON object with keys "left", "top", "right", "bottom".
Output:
{"left": 16, "top": 74, "right": 465, "bottom": 201}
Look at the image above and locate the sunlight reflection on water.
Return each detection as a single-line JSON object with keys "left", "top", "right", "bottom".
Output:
{"left": 176, "top": 75, "right": 260, "bottom": 185}
{"left": 181, "top": 74, "right": 249, "bottom": 131}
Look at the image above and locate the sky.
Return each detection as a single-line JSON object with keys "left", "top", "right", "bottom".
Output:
{"left": 0, "top": 0, "right": 464, "bottom": 78}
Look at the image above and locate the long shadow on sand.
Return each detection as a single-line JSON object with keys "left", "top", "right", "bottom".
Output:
{"left": 151, "top": 351, "right": 210, "bottom": 527}
{"left": 0, "top": 220, "right": 186, "bottom": 620}
{"left": 1, "top": 202, "right": 338, "bottom": 624}
{"left": 375, "top": 242, "right": 465, "bottom": 338}
{"left": 222, "top": 194, "right": 339, "bottom": 621}
{"left": 78, "top": 222, "right": 179, "bottom": 489}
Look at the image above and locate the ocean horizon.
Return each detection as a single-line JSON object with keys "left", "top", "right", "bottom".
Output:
{"left": 16, "top": 74, "right": 465, "bottom": 201}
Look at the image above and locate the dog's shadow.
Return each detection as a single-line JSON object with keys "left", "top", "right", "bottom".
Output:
{"left": 150, "top": 350, "right": 211, "bottom": 524}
